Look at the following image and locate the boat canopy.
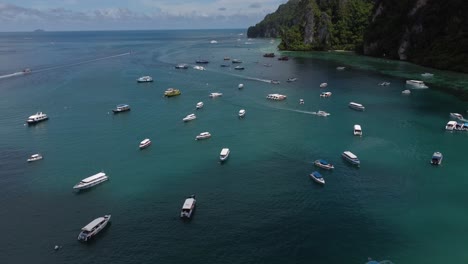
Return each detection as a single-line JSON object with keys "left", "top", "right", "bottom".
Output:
{"left": 318, "top": 159, "right": 329, "bottom": 165}
{"left": 117, "top": 104, "right": 129, "bottom": 108}
{"left": 312, "top": 171, "right": 323, "bottom": 178}
{"left": 220, "top": 148, "right": 229, "bottom": 155}
{"left": 182, "top": 198, "right": 195, "bottom": 210}
{"left": 349, "top": 102, "right": 363, "bottom": 107}
{"left": 343, "top": 151, "right": 358, "bottom": 159}
{"left": 81, "top": 172, "right": 107, "bottom": 183}
{"left": 141, "top": 139, "right": 150, "bottom": 144}
{"left": 354, "top": 125, "right": 362, "bottom": 130}
{"left": 447, "top": 121, "right": 458, "bottom": 125}
{"left": 82, "top": 217, "right": 105, "bottom": 232}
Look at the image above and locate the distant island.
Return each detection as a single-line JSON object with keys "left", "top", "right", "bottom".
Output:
{"left": 247, "top": 0, "right": 468, "bottom": 73}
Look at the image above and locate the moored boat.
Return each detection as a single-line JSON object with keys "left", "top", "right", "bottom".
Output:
{"left": 320, "top": 92, "right": 332, "bottom": 98}
{"left": 26, "top": 112, "right": 48, "bottom": 125}
{"left": 196, "top": 102, "right": 204, "bottom": 109}
{"left": 349, "top": 102, "right": 365, "bottom": 111}
{"left": 231, "top": 59, "right": 242, "bottom": 63}
{"left": 180, "top": 195, "right": 196, "bottom": 218}
{"left": 195, "top": 59, "right": 209, "bottom": 64}
{"left": 406, "top": 80, "right": 428, "bottom": 88}
{"left": 112, "top": 104, "right": 130, "bottom": 113}
{"left": 183, "top": 113, "right": 197, "bottom": 122}
{"left": 195, "top": 132, "right": 211, "bottom": 140}
{"left": 73, "top": 172, "right": 108, "bottom": 191}
{"left": 310, "top": 171, "right": 325, "bottom": 185}
{"left": 209, "top": 92, "right": 223, "bottom": 98}
{"left": 238, "top": 109, "right": 246, "bottom": 118}
{"left": 342, "top": 151, "right": 360, "bottom": 166}
{"left": 450, "top": 113, "right": 464, "bottom": 121}
{"left": 139, "top": 138, "right": 151, "bottom": 149}
{"left": 220, "top": 148, "right": 230, "bottom": 162}
{"left": 164, "top": 88, "right": 181, "bottom": 97}
{"left": 263, "top": 53, "right": 275, "bottom": 57}
{"left": 278, "top": 56, "right": 289, "bottom": 61}
{"left": 431, "top": 152, "right": 443, "bottom": 165}
{"left": 314, "top": 159, "right": 334, "bottom": 170}
{"left": 77, "top": 215, "right": 111, "bottom": 242}
{"left": 445, "top": 121, "right": 457, "bottom": 130}
{"left": 27, "top": 154, "right": 43, "bottom": 162}
{"left": 353, "top": 124, "right": 362, "bottom": 136}
{"left": 136, "top": 76, "right": 153, "bottom": 83}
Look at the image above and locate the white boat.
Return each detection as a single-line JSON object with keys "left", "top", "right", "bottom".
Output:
{"left": 315, "top": 110, "right": 330, "bottom": 117}
{"left": 270, "top": 80, "right": 280, "bottom": 84}
{"left": 287, "top": 77, "right": 297, "bottom": 82}
{"left": 180, "top": 195, "right": 196, "bottom": 218}
{"left": 73, "top": 172, "right": 108, "bottom": 190}
{"left": 314, "top": 159, "right": 334, "bottom": 170}
{"left": 320, "top": 82, "right": 328, "bottom": 88}
{"left": 421, "top": 73, "right": 434, "bottom": 77}
{"left": 77, "top": 215, "right": 111, "bottom": 242}
{"left": 139, "top": 138, "right": 151, "bottom": 149}
{"left": 196, "top": 102, "right": 204, "bottom": 109}
{"left": 183, "top": 113, "right": 197, "bottom": 122}
{"left": 27, "top": 154, "right": 43, "bottom": 162}
{"left": 299, "top": 99, "right": 304, "bottom": 104}
{"left": 266, "top": 94, "right": 287, "bottom": 101}
{"left": 26, "top": 112, "right": 48, "bottom": 125}
{"left": 450, "top": 113, "right": 464, "bottom": 120}
{"left": 342, "top": 151, "right": 360, "bottom": 166}
{"left": 431, "top": 152, "right": 443, "bottom": 165}
{"left": 238, "top": 109, "right": 246, "bottom": 117}
{"left": 310, "top": 171, "right": 325, "bottom": 185}
{"left": 401, "top": 89, "right": 411, "bottom": 95}
{"left": 193, "top": 65, "right": 205, "bottom": 71}
{"left": 406, "top": 80, "right": 428, "bottom": 88}
{"left": 209, "top": 92, "right": 223, "bottom": 98}
{"left": 175, "top": 64, "right": 189, "bottom": 69}
{"left": 445, "top": 121, "right": 457, "bottom": 130}
{"left": 220, "top": 148, "right": 230, "bottom": 162}
{"left": 210, "top": 40, "right": 218, "bottom": 44}
{"left": 353, "top": 124, "right": 362, "bottom": 136}
{"left": 234, "top": 66, "right": 245, "bottom": 70}
{"left": 336, "top": 66, "right": 346, "bottom": 70}
{"left": 112, "top": 104, "right": 131, "bottom": 113}
{"left": 137, "top": 76, "right": 153, "bottom": 83}
{"left": 349, "top": 102, "right": 365, "bottom": 111}
{"left": 195, "top": 132, "right": 211, "bottom": 140}
{"left": 320, "top": 92, "right": 332, "bottom": 98}
{"left": 238, "top": 83, "right": 244, "bottom": 89}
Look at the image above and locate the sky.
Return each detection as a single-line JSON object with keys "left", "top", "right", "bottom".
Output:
{"left": 0, "top": 0, "right": 287, "bottom": 31}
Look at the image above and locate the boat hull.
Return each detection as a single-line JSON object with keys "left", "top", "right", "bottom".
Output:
{"left": 27, "top": 117, "right": 49, "bottom": 125}
{"left": 112, "top": 108, "right": 130, "bottom": 114}
{"left": 73, "top": 177, "right": 108, "bottom": 191}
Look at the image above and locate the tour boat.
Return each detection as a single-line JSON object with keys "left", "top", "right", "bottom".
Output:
{"left": 195, "top": 132, "right": 211, "bottom": 140}
{"left": 238, "top": 109, "right": 246, "bottom": 118}
{"left": 26, "top": 112, "right": 48, "bottom": 125}
{"left": 349, "top": 102, "right": 365, "bottom": 111}
{"left": 287, "top": 77, "right": 297, "bottom": 82}
{"left": 314, "top": 159, "right": 334, "bottom": 170}
{"left": 73, "top": 172, "right": 108, "bottom": 191}
{"left": 320, "top": 92, "right": 332, "bottom": 98}
{"left": 238, "top": 83, "right": 244, "bottom": 89}
{"left": 266, "top": 94, "right": 287, "bottom": 101}
{"left": 299, "top": 99, "right": 304, "bottom": 104}
{"left": 336, "top": 66, "right": 346, "bottom": 70}
{"left": 27, "top": 154, "right": 43, "bottom": 162}
{"left": 193, "top": 65, "right": 205, "bottom": 70}
{"left": 342, "top": 151, "right": 360, "bottom": 166}
{"left": 320, "top": 82, "right": 328, "bottom": 88}
{"left": 234, "top": 66, "right": 245, "bottom": 70}
{"left": 353, "top": 124, "right": 362, "bottom": 136}
{"left": 139, "top": 139, "right": 151, "bottom": 149}
{"left": 112, "top": 104, "right": 130, "bottom": 113}
{"left": 196, "top": 102, "right": 204, "bottom": 109}
{"left": 77, "top": 215, "right": 111, "bottom": 242}
{"left": 401, "top": 89, "right": 411, "bottom": 95}
{"left": 209, "top": 92, "right": 223, "bottom": 98}
{"left": 183, "top": 113, "right": 197, "bottom": 122}
{"left": 180, "top": 195, "right": 196, "bottom": 219}
{"left": 445, "top": 121, "right": 457, "bottom": 130}
{"left": 175, "top": 64, "right": 188, "bottom": 69}
{"left": 450, "top": 113, "right": 464, "bottom": 121}
{"left": 164, "top": 88, "right": 181, "bottom": 97}
{"left": 310, "top": 171, "right": 325, "bottom": 185}
{"left": 136, "top": 76, "right": 153, "bottom": 83}
{"left": 219, "top": 148, "right": 230, "bottom": 162}
{"left": 431, "top": 152, "right": 443, "bottom": 165}
{"left": 406, "top": 80, "right": 428, "bottom": 88}
{"left": 195, "top": 59, "right": 209, "bottom": 64}
{"left": 421, "top": 73, "right": 434, "bottom": 78}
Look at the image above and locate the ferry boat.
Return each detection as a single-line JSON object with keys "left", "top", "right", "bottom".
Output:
{"left": 139, "top": 139, "right": 151, "bottom": 149}
{"left": 353, "top": 124, "right": 362, "bottom": 136}
{"left": 320, "top": 92, "right": 332, "bottom": 98}
{"left": 238, "top": 109, "right": 246, "bottom": 118}
{"left": 349, "top": 102, "right": 365, "bottom": 111}
{"left": 431, "top": 152, "right": 443, "bottom": 165}
{"left": 287, "top": 77, "right": 297, "bottom": 82}
{"left": 314, "top": 159, "right": 334, "bottom": 170}
{"left": 195, "top": 59, "right": 209, "bottom": 64}
{"left": 401, "top": 89, "right": 411, "bottom": 94}
{"left": 234, "top": 66, "right": 244, "bottom": 70}
{"left": 164, "top": 88, "right": 181, "bottom": 97}
{"left": 136, "top": 76, "right": 153, "bottom": 83}
{"left": 209, "top": 92, "right": 223, "bottom": 98}
{"left": 238, "top": 83, "right": 244, "bottom": 89}
{"left": 196, "top": 102, "right": 204, "bottom": 109}
{"left": 175, "top": 64, "right": 189, "bottom": 69}
{"left": 445, "top": 121, "right": 457, "bottom": 130}
{"left": 193, "top": 65, "right": 205, "bottom": 70}
{"left": 220, "top": 148, "right": 230, "bottom": 162}
{"left": 26, "top": 112, "right": 49, "bottom": 125}
{"left": 263, "top": 53, "right": 275, "bottom": 57}
{"left": 112, "top": 104, "right": 130, "bottom": 113}
{"left": 342, "top": 151, "right": 360, "bottom": 166}
{"left": 231, "top": 59, "right": 242, "bottom": 63}
{"left": 183, "top": 113, "right": 197, "bottom": 122}
{"left": 278, "top": 56, "right": 289, "bottom": 61}
{"left": 450, "top": 113, "right": 464, "bottom": 121}
{"left": 77, "top": 215, "right": 111, "bottom": 242}
{"left": 266, "top": 94, "right": 287, "bottom": 101}
{"left": 310, "top": 171, "right": 325, "bottom": 185}
{"left": 180, "top": 195, "right": 196, "bottom": 219}
{"left": 319, "top": 82, "right": 328, "bottom": 88}
{"left": 27, "top": 154, "right": 43, "bottom": 162}
{"left": 406, "top": 80, "right": 428, "bottom": 88}
{"left": 195, "top": 132, "right": 211, "bottom": 140}
{"left": 73, "top": 172, "right": 108, "bottom": 191}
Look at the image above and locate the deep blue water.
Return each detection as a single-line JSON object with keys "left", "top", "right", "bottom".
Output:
{"left": 1, "top": 29, "right": 468, "bottom": 264}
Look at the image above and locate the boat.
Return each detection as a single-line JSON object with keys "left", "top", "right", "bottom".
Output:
{"left": 234, "top": 66, "right": 245, "bottom": 70}
{"left": 209, "top": 92, "right": 223, "bottom": 98}
{"left": 421, "top": 72, "right": 434, "bottom": 77}
{"left": 195, "top": 132, "right": 211, "bottom": 140}
{"left": 73, "top": 172, "right": 108, "bottom": 190}
{"left": 299, "top": 99, "right": 304, "bottom": 104}
{"left": 136, "top": 76, "right": 153, "bottom": 83}
{"left": 319, "top": 82, "right": 328, "bottom": 88}
{"left": 180, "top": 195, "right": 196, "bottom": 218}
{"left": 287, "top": 77, "right": 297, "bottom": 82}
{"left": 462, "top": 123, "right": 468, "bottom": 131}
{"left": 401, "top": 89, "right": 411, "bottom": 94}
{"left": 353, "top": 124, "right": 362, "bottom": 136}
{"left": 378, "top": 82, "right": 391, "bottom": 86}
{"left": 238, "top": 83, "right": 244, "bottom": 89}
{"left": 210, "top": 40, "right": 218, "bottom": 44}
{"left": 219, "top": 148, "right": 230, "bottom": 162}
{"left": 238, "top": 109, "right": 246, "bottom": 118}
{"left": 27, "top": 154, "right": 43, "bottom": 162}
{"left": 193, "top": 65, "right": 205, "bottom": 70}
{"left": 342, "top": 151, "right": 360, "bottom": 166}
{"left": 320, "top": 92, "right": 332, "bottom": 98}
{"left": 23, "top": 68, "right": 32, "bottom": 74}
{"left": 263, "top": 63, "right": 272, "bottom": 67}
{"left": 183, "top": 113, "right": 197, "bottom": 122}
{"left": 445, "top": 121, "right": 457, "bottom": 130}
{"left": 196, "top": 102, "right": 204, "bottom": 109}
{"left": 310, "top": 171, "right": 325, "bottom": 185}
{"left": 450, "top": 113, "right": 464, "bottom": 120}
{"left": 26, "top": 112, "right": 49, "bottom": 125}
{"left": 112, "top": 104, "right": 130, "bottom": 113}
{"left": 139, "top": 139, "right": 151, "bottom": 149}
{"left": 314, "top": 159, "right": 334, "bottom": 170}
{"left": 270, "top": 80, "right": 280, "bottom": 84}
{"left": 164, "top": 88, "right": 181, "bottom": 97}
{"left": 336, "top": 66, "right": 346, "bottom": 70}
{"left": 263, "top": 53, "right": 275, "bottom": 57}
{"left": 195, "top": 59, "right": 209, "bottom": 64}
{"left": 220, "top": 64, "right": 230, "bottom": 67}
{"left": 406, "top": 80, "right": 428, "bottom": 88}
{"left": 266, "top": 94, "right": 287, "bottom": 101}
{"left": 223, "top": 57, "right": 231, "bottom": 60}
{"left": 77, "top": 215, "right": 111, "bottom": 242}
{"left": 278, "top": 56, "right": 289, "bottom": 61}
{"left": 431, "top": 152, "right": 443, "bottom": 165}
{"left": 455, "top": 122, "right": 463, "bottom": 130}
{"left": 349, "top": 102, "right": 365, "bottom": 111}
{"left": 315, "top": 110, "right": 330, "bottom": 117}
{"left": 175, "top": 64, "right": 189, "bottom": 69}
{"left": 231, "top": 59, "right": 242, "bottom": 63}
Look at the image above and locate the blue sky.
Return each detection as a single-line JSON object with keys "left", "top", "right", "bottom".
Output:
{"left": 0, "top": 0, "right": 287, "bottom": 31}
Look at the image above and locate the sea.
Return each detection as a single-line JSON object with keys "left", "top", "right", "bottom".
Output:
{"left": 0, "top": 29, "right": 467, "bottom": 264}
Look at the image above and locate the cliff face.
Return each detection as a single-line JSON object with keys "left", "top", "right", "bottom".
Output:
{"left": 363, "top": 0, "right": 468, "bottom": 73}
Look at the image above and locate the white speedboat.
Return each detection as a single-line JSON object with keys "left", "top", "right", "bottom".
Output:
{"left": 180, "top": 195, "right": 196, "bottom": 218}
{"left": 183, "top": 113, "right": 197, "bottom": 122}
{"left": 319, "top": 82, "right": 328, "bottom": 88}
{"left": 310, "top": 171, "right": 325, "bottom": 185}
{"left": 234, "top": 66, "right": 245, "bottom": 70}
{"left": 266, "top": 94, "right": 287, "bottom": 101}
{"left": 287, "top": 77, "right": 297, "bottom": 82}
{"left": 238, "top": 109, "right": 246, "bottom": 118}
{"left": 299, "top": 99, "right": 304, "bottom": 104}
{"left": 77, "top": 215, "right": 111, "bottom": 242}
{"left": 349, "top": 102, "right": 365, "bottom": 111}
{"left": 175, "top": 64, "right": 188, "bottom": 69}
{"left": 421, "top": 73, "right": 434, "bottom": 78}
{"left": 139, "top": 138, "right": 151, "bottom": 149}
{"left": 431, "top": 152, "right": 443, "bottom": 165}
{"left": 314, "top": 159, "right": 334, "bottom": 170}
{"left": 137, "top": 76, "right": 153, "bottom": 83}
{"left": 27, "top": 154, "right": 43, "bottom": 162}
{"left": 196, "top": 102, "right": 204, "bottom": 109}
{"left": 406, "top": 80, "right": 428, "bottom": 88}
{"left": 445, "top": 121, "right": 457, "bottom": 130}
{"left": 320, "top": 92, "right": 332, "bottom": 98}
{"left": 193, "top": 65, "right": 205, "bottom": 71}
{"left": 73, "top": 172, "right": 108, "bottom": 190}
{"left": 209, "top": 92, "right": 223, "bottom": 98}
{"left": 210, "top": 40, "right": 218, "bottom": 44}
{"left": 450, "top": 113, "right": 464, "bottom": 121}
{"left": 315, "top": 110, "right": 330, "bottom": 117}
{"left": 401, "top": 89, "right": 411, "bottom": 95}
{"left": 336, "top": 66, "right": 346, "bottom": 70}
{"left": 238, "top": 83, "right": 244, "bottom": 89}
{"left": 220, "top": 148, "right": 230, "bottom": 162}
{"left": 112, "top": 104, "right": 130, "bottom": 113}
{"left": 342, "top": 151, "right": 360, "bottom": 166}
{"left": 26, "top": 112, "right": 48, "bottom": 125}
{"left": 195, "top": 132, "right": 211, "bottom": 140}
{"left": 354, "top": 124, "right": 362, "bottom": 136}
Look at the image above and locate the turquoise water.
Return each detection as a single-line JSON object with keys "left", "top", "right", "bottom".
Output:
{"left": 1, "top": 30, "right": 468, "bottom": 264}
